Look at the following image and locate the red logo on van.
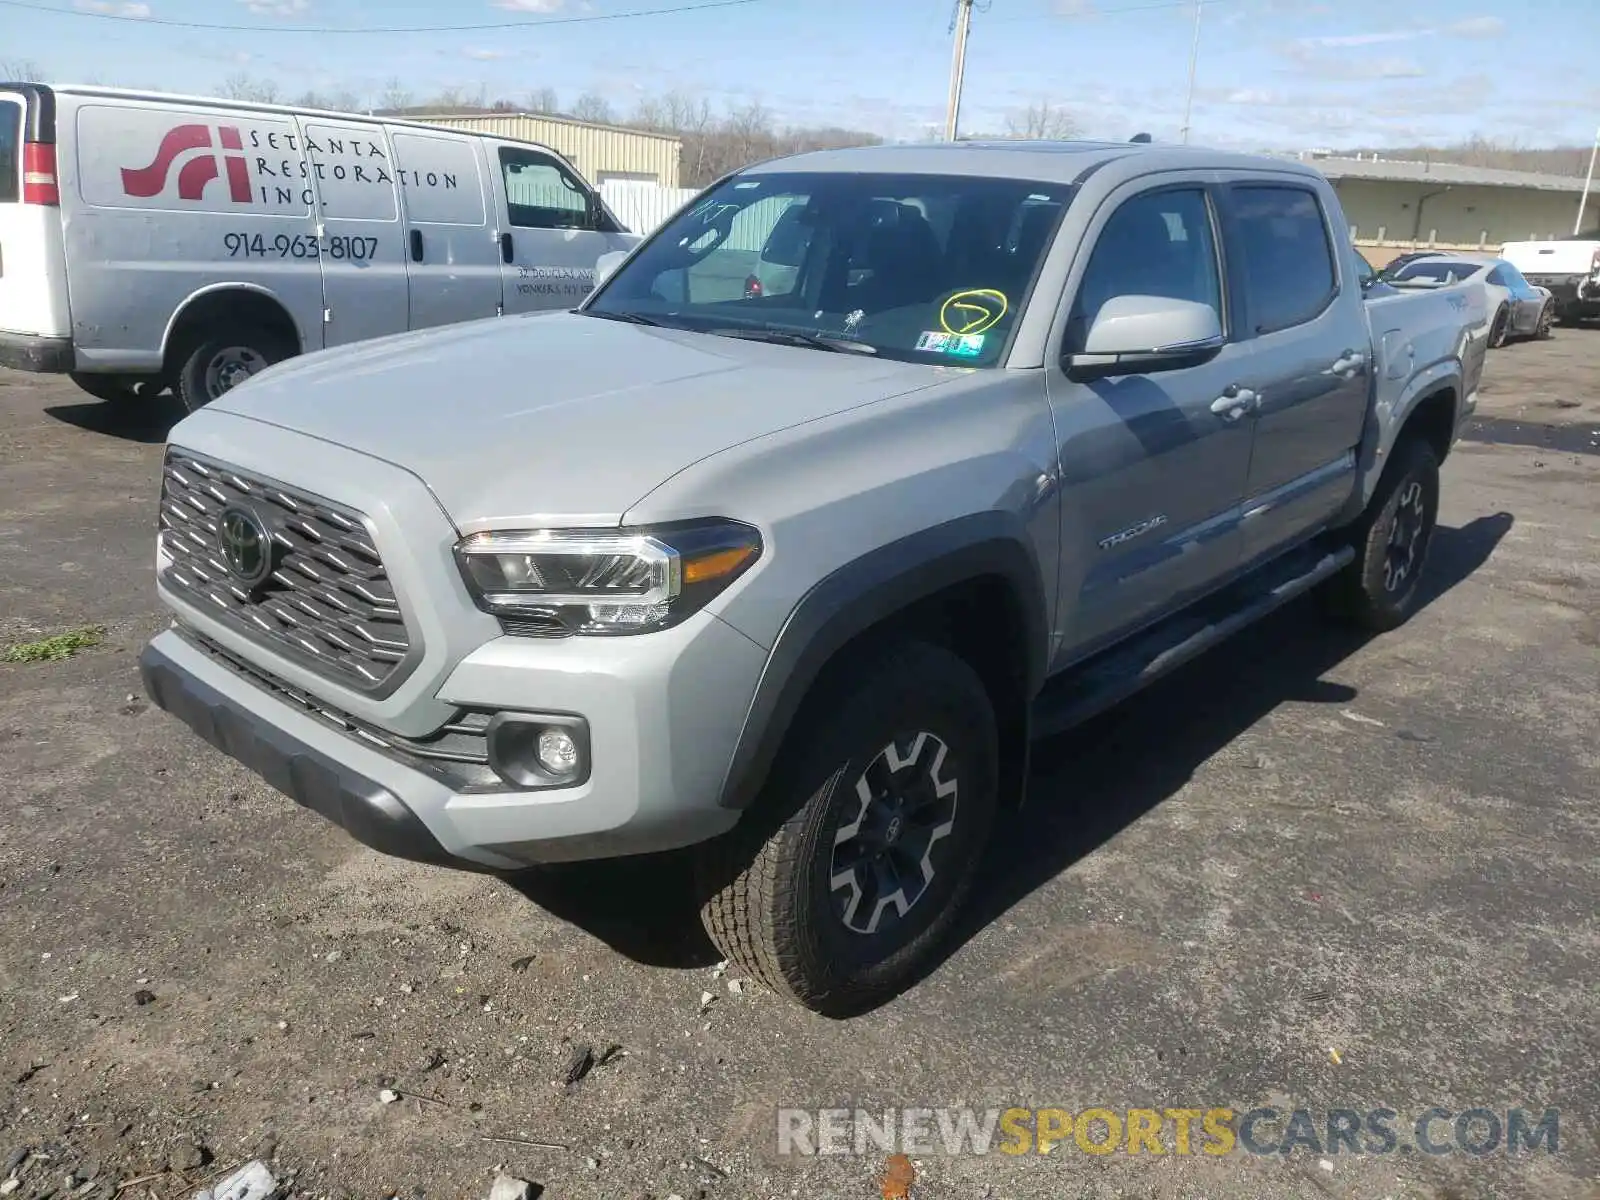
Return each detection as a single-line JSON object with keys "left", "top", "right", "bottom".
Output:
{"left": 122, "top": 124, "right": 253, "bottom": 203}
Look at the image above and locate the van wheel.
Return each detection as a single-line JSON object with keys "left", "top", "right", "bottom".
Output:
{"left": 175, "top": 331, "right": 288, "bottom": 412}
{"left": 697, "top": 641, "right": 998, "bottom": 1016}
{"left": 1324, "top": 437, "right": 1440, "bottom": 632}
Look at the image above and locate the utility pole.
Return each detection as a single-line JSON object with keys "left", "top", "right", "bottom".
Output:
{"left": 945, "top": 0, "right": 974, "bottom": 142}
{"left": 1179, "top": 0, "right": 1203, "bottom": 144}
{"left": 1575, "top": 124, "right": 1600, "bottom": 235}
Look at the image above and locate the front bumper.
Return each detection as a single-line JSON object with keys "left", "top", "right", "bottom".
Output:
{"left": 0, "top": 330, "right": 73, "bottom": 373}
{"left": 140, "top": 615, "right": 762, "bottom": 867}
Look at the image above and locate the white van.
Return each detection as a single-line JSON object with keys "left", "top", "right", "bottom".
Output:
{"left": 0, "top": 83, "right": 640, "bottom": 408}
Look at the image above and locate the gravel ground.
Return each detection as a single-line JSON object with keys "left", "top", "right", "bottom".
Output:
{"left": 0, "top": 329, "right": 1596, "bottom": 1200}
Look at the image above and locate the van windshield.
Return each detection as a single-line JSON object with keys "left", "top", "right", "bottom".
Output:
{"left": 584, "top": 171, "right": 1074, "bottom": 367}
{"left": 0, "top": 100, "right": 21, "bottom": 203}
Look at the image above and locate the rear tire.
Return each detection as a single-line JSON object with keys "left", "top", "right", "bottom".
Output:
{"left": 174, "top": 329, "right": 290, "bottom": 413}
{"left": 1488, "top": 306, "right": 1509, "bottom": 349}
{"left": 697, "top": 641, "right": 999, "bottom": 1016}
{"left": 1323, "top": 437, "right": 1440, "bottom": 632}
{"left": 1535, "top": 302, "right": 1555, "bottom": 340}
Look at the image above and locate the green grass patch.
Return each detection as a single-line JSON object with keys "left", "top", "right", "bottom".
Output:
{"left": 2, "top": 626, "right": 107, "bottom": 663}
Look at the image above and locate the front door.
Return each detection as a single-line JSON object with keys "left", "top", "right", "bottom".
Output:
{"left": 1047, "top": 181, "right": 1256, "bottom": 660}
{"left": 1220, "top": 182, "right": 1368, "bottom": 564}
{"left": 488, "top": 141, "right": 628, "bottom": 315}
{"left": 387, "top": 127, "right": 503, "bottom": 331}
{"left": 298, "top": 118, "right": 409, "bottom": 349}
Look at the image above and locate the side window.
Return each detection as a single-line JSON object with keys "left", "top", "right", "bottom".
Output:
{"left": 1230, "top": 185, "right": 1336, "bottom": 335}
{"left": 1070, "top": 187, "right": 1221, "bottom": 348}
{"left": 389, "top": 132, "right": 486, "bottom": 225}
{"left": 1486, "top": 265, "right": 1508, "bottom": 287}
{"left": 1500, "top": 263, "right": 1529, "bottom": 291}
{"left": 0, "top": 100, "right": 19, "bottom": 204}
{"left": 303, "top": 123, "right": 397, "bottom": 221}
{"left": 499, "top": 148, "right": 591, "bottom": 230}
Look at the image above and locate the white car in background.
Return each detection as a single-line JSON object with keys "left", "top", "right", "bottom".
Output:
{"left": 1383, "top": 253, "right": 1554, "bottom": 347}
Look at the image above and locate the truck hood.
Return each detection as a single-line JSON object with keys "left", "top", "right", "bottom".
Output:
{"left": 209, "top": 312, "right": 948, "bottom": 527}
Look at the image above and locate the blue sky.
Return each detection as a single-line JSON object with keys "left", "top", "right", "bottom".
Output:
{"left": 4, "top": 0, "right": 1599, "bottom": 149}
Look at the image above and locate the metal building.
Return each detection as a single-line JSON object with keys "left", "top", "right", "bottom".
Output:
{"left": 1292, "top": 153, "right": 1593, "bottom": 266}
{"left": 417, "top": 112, "right": 682, "bottom": 189}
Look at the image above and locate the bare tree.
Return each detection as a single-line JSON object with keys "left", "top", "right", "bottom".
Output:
{"left": 380, "top": 77, "right": 412, "bottom": 112}
{"left": 220, "top": 72, "right": 281, "bottom": 103}
{"left": 1003, "top": 101, "right": 1078, "bottom": 141}
{"left": 1, "top": 59, "right": 44, "bottom": 82}
{"left": 527, "top": 86, "right": 560, "bottom": 114}
{"left": 570, "top": 92, "right": 614, "bottom": 124}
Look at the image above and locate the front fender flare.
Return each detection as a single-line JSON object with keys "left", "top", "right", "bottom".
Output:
{"left": 716, "top": 511, "right": 1049, "bottom": 811}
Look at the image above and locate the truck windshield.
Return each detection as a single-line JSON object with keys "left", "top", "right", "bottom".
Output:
{"left": 584, "top": 171, "right": 1075, "bottom": 367}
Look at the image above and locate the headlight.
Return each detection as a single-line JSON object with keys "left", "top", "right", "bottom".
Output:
{"left": 455, "top": 519, "right": 762, "bottom": 635}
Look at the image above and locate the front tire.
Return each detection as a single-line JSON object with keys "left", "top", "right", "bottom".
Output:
{"left": 1324, "top": 437, "right": 1440, "bottom": 632}
{"left": 698, "top": 641, "right": 999, "bottom": 1016}
{"left": 174, "top": 329, "right": 289, "bottom": 413}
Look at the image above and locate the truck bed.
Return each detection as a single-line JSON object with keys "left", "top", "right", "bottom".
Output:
{"left": 1364, "top": 279, "right": 1489, "bottom": 415}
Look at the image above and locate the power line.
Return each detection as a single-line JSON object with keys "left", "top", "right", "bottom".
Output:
{"left": 0, "top": 0, "right": 774, "bottom": 35}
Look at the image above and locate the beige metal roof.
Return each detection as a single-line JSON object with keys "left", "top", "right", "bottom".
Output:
{"left": 1293, "top": 154, "right": 1589, "bottom": 194}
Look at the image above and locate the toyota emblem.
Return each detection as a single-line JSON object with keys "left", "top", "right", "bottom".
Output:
{"left": 217, "top": 505, "right": 273, "bottom": 588}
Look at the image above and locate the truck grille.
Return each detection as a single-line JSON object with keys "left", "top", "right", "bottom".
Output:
{"left": 158, "top": 449, "right": 414, "bottom": 693}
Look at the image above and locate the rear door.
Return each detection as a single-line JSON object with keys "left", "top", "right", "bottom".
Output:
{"left": 488, "top": 141, "right": 629, "bottom": 315}
{"left": 298, "top": 117, "right": 409, "bottom": 348}
{"left": 387, "top": 127, "right": 502, "bottom": 330}
{"left": 0, "top": 88, "right": 67, "bottom": 340}
{"left": 1219, "top": 179, "right": 1369, "bottom": 565}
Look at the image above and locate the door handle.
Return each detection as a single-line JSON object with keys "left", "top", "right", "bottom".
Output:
{"left": 1331, "top": 348, "right": 1367, "bottom": 375}
{"left": 1211, "top": 386, "right": 1257, "bottom": 420}
{"left": 409, "top": 229, "right": 424, "bottom": 263}
{"left": 500, "top": 232, "right": 514, "bottom": 265}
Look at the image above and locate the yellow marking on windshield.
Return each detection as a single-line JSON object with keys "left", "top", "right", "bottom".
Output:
{"left": 940, "top": 289, "right": 1009, "bottom": 335}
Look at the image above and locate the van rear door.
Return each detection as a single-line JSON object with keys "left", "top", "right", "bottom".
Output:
{"left": 0, "top": 85, "right": 71, "bottom": 354}
{"left": 386, "top": 126, "right": 502, "bottom": 330}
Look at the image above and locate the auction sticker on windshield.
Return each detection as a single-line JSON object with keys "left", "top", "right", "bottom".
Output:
{"left": 916, "top": 331, "right": 986, "bottom": 357}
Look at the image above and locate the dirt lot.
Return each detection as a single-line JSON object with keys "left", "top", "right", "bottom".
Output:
{"left": 1, "top": 331, "right": 1597, "bottom": 1200}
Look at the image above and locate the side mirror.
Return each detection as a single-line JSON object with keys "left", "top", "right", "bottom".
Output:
{"left": 594, "top": 250, "right": 630, "bottom": 287}
{"left": 1068, "top": 294, "right": 1224, "bottom": 372}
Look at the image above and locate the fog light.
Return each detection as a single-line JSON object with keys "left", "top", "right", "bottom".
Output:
{"left": 485, "top": 713, "right": 590, "bottom": 789}
{"left": 537, "top": 728, "right": 580, "bottom": 775}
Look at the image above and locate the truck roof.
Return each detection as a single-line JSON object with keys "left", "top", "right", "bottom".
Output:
{"left": 752, "top": 139, "right": 1331, "bottom": 185}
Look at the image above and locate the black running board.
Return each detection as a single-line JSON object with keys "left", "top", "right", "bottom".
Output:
{"left": 1031, "top": 543, "right": 1356, "bottom": 738}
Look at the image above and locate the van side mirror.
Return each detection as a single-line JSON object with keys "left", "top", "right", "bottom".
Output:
{"left": 1067, "top": 295, "right": 1224, "bottom": 373}
{"left": 594, "top": 250, "right": 630, "bottom": 287}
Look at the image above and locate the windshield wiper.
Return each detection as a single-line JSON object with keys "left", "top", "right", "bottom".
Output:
{"left": 581, "top": 309, "right": 665, "bottom": 327}
{"left": 703, "top": 327, "right": 878, "bottom": 356}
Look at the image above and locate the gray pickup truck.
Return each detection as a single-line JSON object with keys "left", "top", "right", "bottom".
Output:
{"left": 140, "top": 140, "right": 1489, "bottom": 1015}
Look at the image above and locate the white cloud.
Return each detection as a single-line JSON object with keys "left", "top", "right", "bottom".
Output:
{"left": 1297, "top": 30, "right": 1422, "bottom": 48}
{"left": 462, "top": 47, "right": 510, "bottom": 60}
{"left": 492, "top": 0, "right": 564, "bottom": 11}
{"left": 239, "top": 0, "right": 309, "bottom": 15}
{"left": 1448, "top": 16, "right": 1506, "bottom": 38}
{"left": 74, "top": 0, "right": 152, "bottom": 16}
